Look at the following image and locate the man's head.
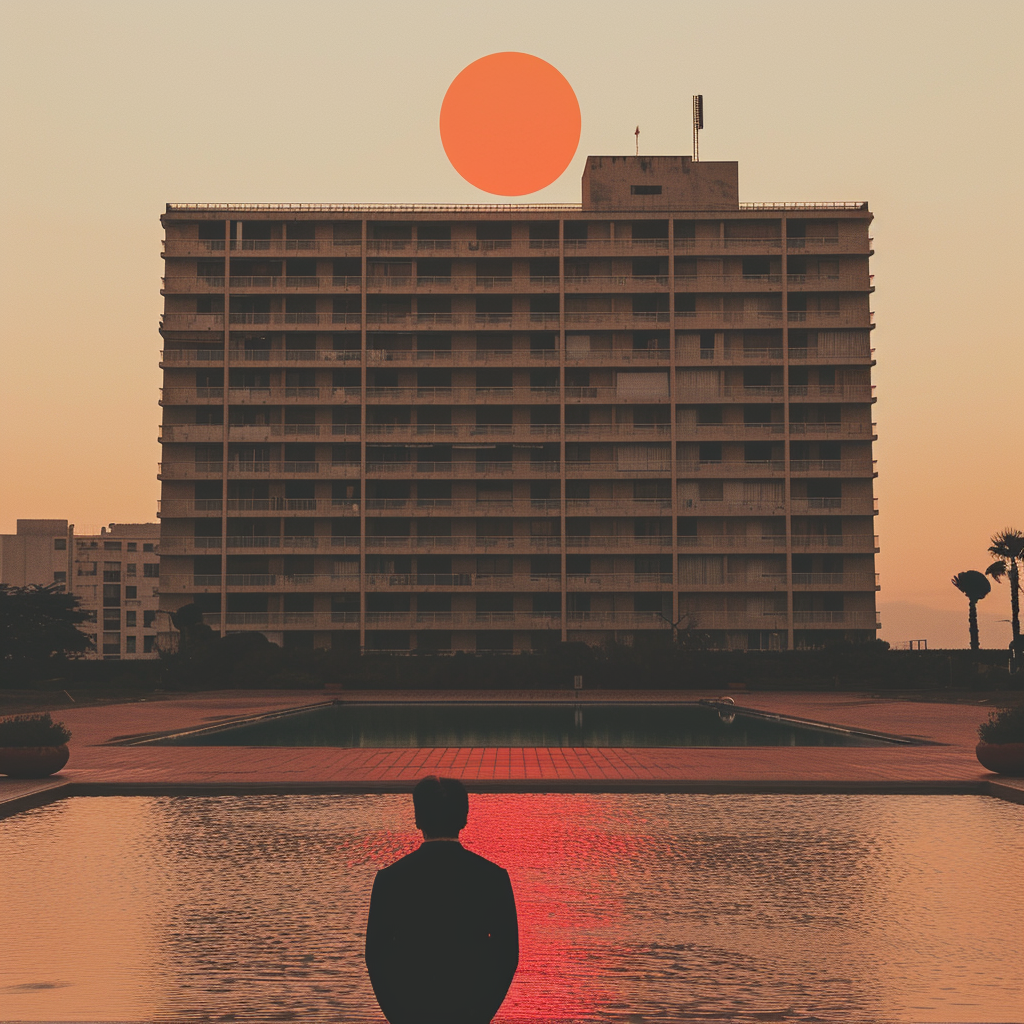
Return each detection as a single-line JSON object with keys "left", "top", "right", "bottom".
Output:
{"left": 413, "top": 776, "right": 469, "bottom": 839}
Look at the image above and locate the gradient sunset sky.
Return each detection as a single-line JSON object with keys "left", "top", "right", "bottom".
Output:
{"left": 0, "top": 0, "right": 1020, "bottom": 648}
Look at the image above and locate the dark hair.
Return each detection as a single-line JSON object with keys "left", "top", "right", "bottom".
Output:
{"left": 413, "top": 776, "right": 469, "bottom": 837}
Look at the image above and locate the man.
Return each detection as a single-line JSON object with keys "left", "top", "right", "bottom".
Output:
{"left": 365, "top": 776, "right": 519, "bottom": 1024}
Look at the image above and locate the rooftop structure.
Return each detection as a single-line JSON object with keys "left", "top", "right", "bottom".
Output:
{"left": 157, "top": 155, "right": 879, "bottom": 653}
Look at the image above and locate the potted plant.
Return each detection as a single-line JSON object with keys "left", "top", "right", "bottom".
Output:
{"left": 0, "top": 713, "right": 72, "bottom": 778}
{"left": 976, "top": 704, "right": 1024, "bottom": 775}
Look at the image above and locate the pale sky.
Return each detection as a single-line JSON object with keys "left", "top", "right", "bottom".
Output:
{"left": 0, "top": 0, "right": 1020, "bottom": 648}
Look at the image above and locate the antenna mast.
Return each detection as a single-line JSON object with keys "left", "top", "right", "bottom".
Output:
{"left": 692, "top": 95, "right": 703, "bottom": 161}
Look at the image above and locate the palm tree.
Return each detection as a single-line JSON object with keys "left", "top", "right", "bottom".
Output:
{"left": 985, "top": 528, "right": 1024, "bottom": 668}
{"left": 951, "top": 571, "right": 992, "bottom": 652}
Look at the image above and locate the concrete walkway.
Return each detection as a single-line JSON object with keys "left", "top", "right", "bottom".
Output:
{"left": 2, "top": 690, "right": 1022, "bottom": 814}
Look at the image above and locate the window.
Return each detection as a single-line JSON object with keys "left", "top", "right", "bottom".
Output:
{"left": 53, "top": 571, "right": 66, "bottom": 584}
{"left": 143, "top": 636, "right": 156, "bottom": 654}
{"left": 127, "top": 543, "right": 137, "bottom": 552}
{"left": 54, "top": 538, "right": 67, "bottom": 551}
{"left": 126, "top": 563, "right": 137, "bottom": 576}
{"left": 104, "top": 541, "right": 122, "bottom": 551}
{"left": 125, "top": 611, "right": 137, "bottom": 628}
{"left": 102, "top": 584, "right": 121, "bottom": 607}
{"left": 125, "top": 586, "right": 137, "bottom": 599}
{"left": 102, "top": 633, "right": 120, "bottom": 654}
{"left": 143, "top": 543, "right": 155, "bottom": 552}
{"left": 143, "top": 610, "right": 157, "bottom": 628}
{"left": 631, "top": 185, "right": 662, "bottom": 195}
{"left": 143, "top": 563, "right": 160, "bottom": 578}
{"left": 125, "top": 636, "right": 137, "bottom": 654}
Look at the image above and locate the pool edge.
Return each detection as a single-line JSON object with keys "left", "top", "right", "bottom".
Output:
{"left": 4, "top": 778, "right": 1022, "bottom": 819}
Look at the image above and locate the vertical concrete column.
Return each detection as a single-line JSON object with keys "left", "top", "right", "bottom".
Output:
{"left": 359, "top": 217, "right": 368, "bottom": 652}
{"left": 781, "top": 216, "right": 794, "bottom": 651}
{"left": 668, "top": 216, "right": 680, "bottom": 631}
{"left": 558, "top": 217, "right": 567, "bottom": 643}
{"left": 220, "top": 218, "right": 231, "bottom": 637}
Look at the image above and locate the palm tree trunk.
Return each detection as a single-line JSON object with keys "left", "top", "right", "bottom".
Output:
{"left": 1010, "top": 560, "right": 1020, "bottom": 643}
{"left": 1011, "top": 561, "right": 1021, "bottom": 673}
{"left": 969, "top": 599, "right": 979, "bottom": 652}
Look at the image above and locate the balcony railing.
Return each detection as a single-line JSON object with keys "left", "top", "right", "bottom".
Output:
{"left": 676, "top": 460, "right": 786, "bottom": 476}
{"left": 792, "top": 611, "right": 880, "bottom": 627}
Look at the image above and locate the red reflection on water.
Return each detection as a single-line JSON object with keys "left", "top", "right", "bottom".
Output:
{"left": 350, "top": 794, "right": 652, "bottom": 1020}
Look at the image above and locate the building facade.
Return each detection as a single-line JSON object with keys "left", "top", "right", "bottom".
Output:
{"left": 157, "top": 155, "right": 879, "bottom": 654}
{"left": 0, "top": 519, "right": 162, "bottom": 659}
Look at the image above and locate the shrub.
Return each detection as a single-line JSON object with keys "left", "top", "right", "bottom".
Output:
{"left": 0, "top": 712, "right": 72, "bottom": 747}
{"left": 978, "top": 704, "right": 1024, "bottom": 744}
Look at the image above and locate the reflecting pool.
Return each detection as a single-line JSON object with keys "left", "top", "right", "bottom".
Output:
{"left": 145, "top": 701, "right": 906, "bottom": 748}
{"left": 2, "top": 794, "right": 1021, "bottom": 1022}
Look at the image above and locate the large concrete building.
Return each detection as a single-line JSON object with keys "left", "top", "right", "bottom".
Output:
{"left": 157, "top": 155, "right": 879, "bottom": 654}
{"left": 0, "top": 520, "right": 162, "bottom": 659}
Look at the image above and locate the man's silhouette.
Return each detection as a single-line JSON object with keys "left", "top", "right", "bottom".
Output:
{"left": 365, "top": 776, "right": 519, "bottom": 1024}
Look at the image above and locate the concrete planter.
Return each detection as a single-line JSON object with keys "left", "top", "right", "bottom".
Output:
{"left": 975, "top": 742, "right": 1024, "bottom": 776}
{"left": 0, "top": 745, "right": 70, "bottom": 778}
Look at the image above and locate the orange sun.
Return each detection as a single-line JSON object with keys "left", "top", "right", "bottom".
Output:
{"left": 439, "top": 52, "right": 581, "bottom": 197}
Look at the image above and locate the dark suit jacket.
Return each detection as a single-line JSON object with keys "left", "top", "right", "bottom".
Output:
{"left": 365, "top": 841, "right": 519, "bottom": 1024}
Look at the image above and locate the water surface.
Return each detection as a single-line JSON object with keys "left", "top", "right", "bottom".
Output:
{"left": 149, "top": 702, "right": 902, "bottom": 748}
{"left": 2, "top": 794, "right": 1021, "bottom": 1022}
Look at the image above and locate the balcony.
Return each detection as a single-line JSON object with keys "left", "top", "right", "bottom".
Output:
{"left": 792, "top": 610, "right": 880, "bottom": 628}
{"left": 789, "top": 460, "right": 877, "bottom": 477}
{"left": 788, "top": 384, "right": 875, "bottom": 401}
{"left": 363, "top": 611, "right": 563, "bottom": 629}
{"left": 565, "top": 460, "right": 673, "bottom": 477}
{"left": 673, "top": 273, "right": 781, "bottom": 293}
{"left": 163, "top": 237, "right": 364, "bottom": 258}
{"left": 364, "top": 460, "right": 561, "bottom": 478}
{"left": 365, "top": 312, "right": 561, "bottom": 330}
{"left": 787, "top": 422, "right": 877, "bottom": 438}
{"left": 676, "top": 460, "right": 786, "bottom": 477}
{"left": 673, "top": 236, "right": 870, "bottom": 256}
{"left": 200, "top": 611, "right": 359, "bottom": 629}
{"left": 564, "top": 424, "right": 671, "bottom": 440}
{"left": 364, "top": 498, "right": 562, "bottom": 514}
{"left": 676, "top": 344, "right": 783, "bottom": 366}
{"left": 566, "top": 498, "right": 672, "bottom": 516}
{"left": 675, "top": 384, "right": 874, "bottom": 403}
{"left": 566, "top": 535, "right": 672, "bottom": 549}
{"left": 789, "top": 497, "right": 878, "bottom": 515}
{"left": 160, "top": 312, "right": 363, "bottom": 332}
{"left": 676, "top": 535, "right": 789, "bottom": 552}
{"left": 564, "top": 611, "right": 679, "bottom": 629}
{"left": 364, "top": 424, "right": 562, "bottom": 441}
{"left": 161, "top": 573, "right": 361, "bottom": 592}
{"left": 788, "top": 344, "right": 875, "bottom": 362}
{"left": 363, "top": 536, "right": 562, "bottom": 553}
{"left": 157, "top": 461, "right": 362, "bottom": 480}
{"left": 790, "top": 534, "right": 879, "bottom": 551}
{"left": 365, "top": 348, "right": 562, "bottom": 366}
{"left": 364, "top": 386, "right": 560, "bottom": 404}
{"left": 365, "top": 573, "right": 562, "bottom": 592}
{"left": 157, "top": 498, "right": 354, "bottom": 517}
{"left": 677, "top": 499, "right": 786, "bottom": 515}
{"left": 792, "top": 572, "right": 880, "bottom": 589}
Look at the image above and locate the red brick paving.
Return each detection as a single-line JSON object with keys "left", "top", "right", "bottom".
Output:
{"left": 3, "top": 689, "right": 1019, "bottom": 804}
